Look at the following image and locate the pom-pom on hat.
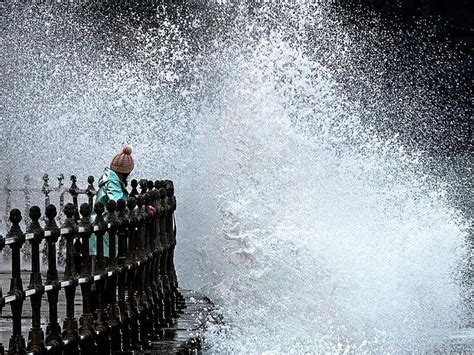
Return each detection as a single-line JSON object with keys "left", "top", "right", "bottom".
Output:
{"left": 110, "top": 145, "right": 134, "bottom": 174}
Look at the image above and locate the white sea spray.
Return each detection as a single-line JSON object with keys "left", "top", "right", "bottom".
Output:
{"left": 1, "top": 3, "right": 470, "bottom": 352}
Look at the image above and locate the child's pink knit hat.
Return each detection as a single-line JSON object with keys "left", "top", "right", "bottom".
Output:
{"left": 110, "top": 145, "right": 134, "bottom": 174}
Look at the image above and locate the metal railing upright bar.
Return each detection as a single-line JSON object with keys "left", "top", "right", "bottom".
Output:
{"left": 0, "top": 175, "right": 185, "bottom": 355}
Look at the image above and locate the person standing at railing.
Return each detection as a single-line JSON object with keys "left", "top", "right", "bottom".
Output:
{"left": 90, "top": 145, "right": 135, "bottom": 262}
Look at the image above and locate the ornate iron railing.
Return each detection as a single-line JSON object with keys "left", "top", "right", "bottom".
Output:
{"left": 0, "top": 175, "right": 185, "bottom": 354}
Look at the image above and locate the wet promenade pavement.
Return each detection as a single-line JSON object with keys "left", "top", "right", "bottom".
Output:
{"left": 0, "top": 270, "right": 217, "bottom": 355}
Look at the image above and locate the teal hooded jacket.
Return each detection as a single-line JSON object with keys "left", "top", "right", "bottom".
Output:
{"left": 90, "top": 167, "right": 129, "bottom": 257}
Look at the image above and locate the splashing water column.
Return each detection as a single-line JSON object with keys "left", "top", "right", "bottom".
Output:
{"left": 0, "top": 2, "right": 471, "bottom": 352}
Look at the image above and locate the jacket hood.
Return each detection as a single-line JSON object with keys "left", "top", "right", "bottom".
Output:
{"left": 98, "top": 167, "right": 122, "bottom": 187}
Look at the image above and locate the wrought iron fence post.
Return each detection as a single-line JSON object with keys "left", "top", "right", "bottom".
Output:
{"left": 61, "top": 203, "right": 79, "bottom": 354}
{"left": 69, "top": 175, "right": 80, "bottom": 219}
{"left": 158, "top": 186, "right": 176, "bottom": 322}
{"left": 42, "top": 175, "right": 51, "bottom": 216}
{"left": 116, "top": 199, "right": 131, "bottom": 350}
{"left": 164, "top": 184, "right": 178, "bottom": 319}
{"left": 77, "top": 203, "right": 96, "bottom": 353}
{"left": 86, "top": 176, "right": 96, "bottom": 208}
{"left": 155, "top": 184, "right": 169, "bottom": 327}
{"left": 57, "top": 174, "right": 66, "bottom": 266}
{"left": 26, "top": 206, "right": 46, "bottom": 354}
{"left": 23, "top": 175, "right": 32, "bottom": 228}
{"left": 22, "top": 176, "right": 32, "bottom": 263}
{"left": 130, "top": 179, "right": 139, "bottom": 198}
{"left": 105, "top": 200, "right": 122, "bottom": 352}
{"left": 147, "top": 180, "right": 155, "bottom": 194}
{"left": 92, "top": 202, "right": 111, "bottom": 354}
{"left": 44, "top": 204, "right": 63, "bottom": 351}
{"left": 126, "top": 197, "right": 141, "bottom": 349}
{"left": 7, "top": 209, "right": 26, "bottom": 355}
{"left": 57, "top": 174, "right": 65, "bottom": 222}
{"left": 150, "top": 189, "right": 166, "bottom": 330}
{"left": 143, "top": 192, "right": 154, "bottom": 310}
{"left": 166, "top": 180, "right": 185, "bottom": 308}
{"left": 139, "top": 179, "right": 148, "bottom": 195}
{"left": 40, "top": 175, "right": 52, "bottom": 266}
{"left": 143, "top": 191, "right": 159, "bottom": 339}
{"left": 136, "top": 196, "right": 144, "bottom": 261}
{"left": 69, "top": 176, "right": 82, "bottom": 274}
{"left": 136, "top": 195, "right": 151, "bottom": 348}
{"left": 106, "top": 201, "right": 118, "bottom": 270}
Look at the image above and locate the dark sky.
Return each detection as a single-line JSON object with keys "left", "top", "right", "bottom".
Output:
{"left": 364, "top": 0, "right": 472, "bottom": 153}
{"left": 369, "top": 0, "right": 473, "bottom": 54}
